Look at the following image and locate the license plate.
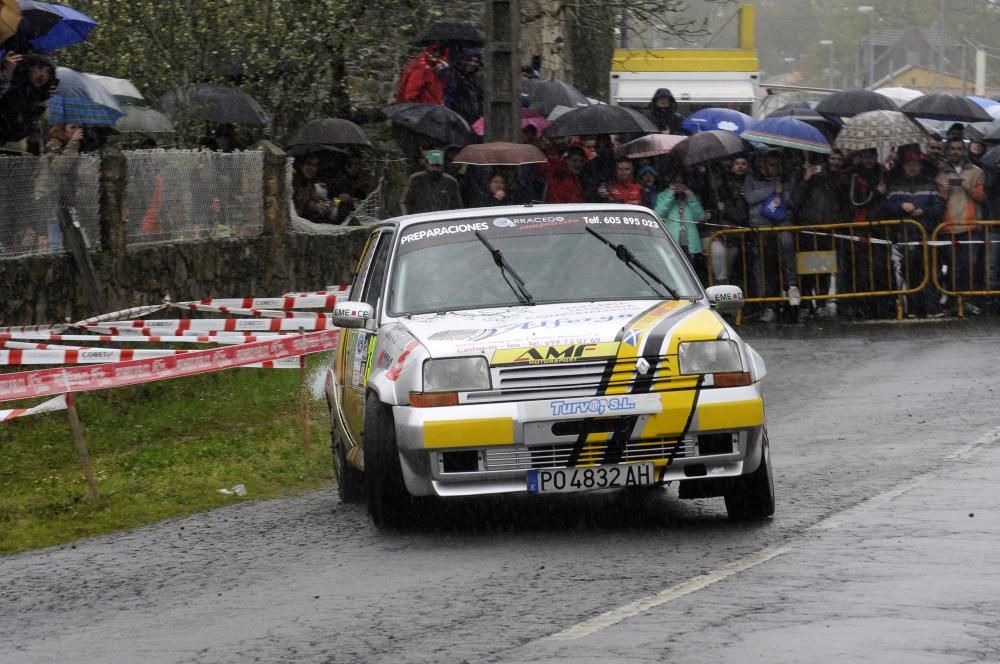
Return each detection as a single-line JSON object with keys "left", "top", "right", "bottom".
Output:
{"left": 527, "top": 463, "right": 656, "bottom": 495}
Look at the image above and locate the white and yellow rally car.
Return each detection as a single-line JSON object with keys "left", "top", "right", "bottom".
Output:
{"left": 325, "top": 204, "right": 772, "bottom": 527}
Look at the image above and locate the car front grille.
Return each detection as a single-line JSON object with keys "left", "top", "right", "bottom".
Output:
{"left": 466, "top": 356, "right": 685, "bottom": 402}
{"left": 480, "top": 437, "right": 696, "bottom": 472}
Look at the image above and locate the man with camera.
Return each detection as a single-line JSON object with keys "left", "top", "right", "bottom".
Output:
{"left": 935, "top": 139, "right": 986, "bottom": 314}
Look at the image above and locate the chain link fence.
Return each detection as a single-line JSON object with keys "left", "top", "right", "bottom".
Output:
{"left": 125, "top": 150, "right": 263, "bottom": 244}
{"left": 0, "top": 154, "right": 101, "bottom": 259}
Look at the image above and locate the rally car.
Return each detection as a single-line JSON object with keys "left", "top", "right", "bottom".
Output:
{"left": 325, "top": 204, "right": 773, "bottom": 527}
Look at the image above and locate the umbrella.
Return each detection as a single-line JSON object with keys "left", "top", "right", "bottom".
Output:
{"left": 84, "top": 73, "right": 143, "bottom": 102}
{"left": 672, "top": 129, "right": 746, "bottom": 167}
{"left": 547, "top": 105, "right": 575, "bottom": 122}
{"left": 982, "top": 124, "right": 1000, "bottom": 143}
{"left": 815, "top": 89, "right": 899, "bottom": 119}
{"left": 980, "top": 145, "right": 1000, "bottom": 169}
{"left": 741, "top": 117, "right": 832, "bottom": 154}
{"left": 287, "top": 118, "right": 372, "bottom": 148}
{"left": 681, "top": 108, "right": 756, "bottom": 135}
{"left": 48, "top": 66, "right": 123, "bottom": 126}
{"left": 3, "top": 0, "right": 95, "bottom": 52}
{"left": 451, "top": 142, "right": 546, "bottom": 166}
{"left": 901, "top": 93, "right": 992, "bottom": 123}
{"left": 520, "top": 78, "right": 590, "bottom": 117}
{"left": 471, "top": 108, "right": 549, "bottom": 137}
{"left": 874, "top": 87, "right": 924, "bottom": 107}
{"left": 413, "top": 21, "right": 482, "bottom": 47}
{"left": 543, "top": 104, "right": 657, "bottom": 137}
{"left": 160, "top": 83, "right": 270, "bottom": 125}
{"left": 383, "top": 102, "right": 475, "bottom": 146}
{"left": 833, "top": 110, "right": 927, "bottom": 153}
{"left": 114, "top": 105, "right": 174, "bottom": 133}
{"left": 615, "top": 133, "right": 686, "bottom": 158}
{"left": 0, "top": 0, "right": 20, "bottom": 45}
{"left": 968, "top": 95, "right": 1000, "bottom": 110}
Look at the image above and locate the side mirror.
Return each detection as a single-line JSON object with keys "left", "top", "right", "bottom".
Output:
{"left": 332, "top": 301, "right": 374, "bottom": 328}
{"left": 705, "top": 285, "right": 745, "bottom": 313}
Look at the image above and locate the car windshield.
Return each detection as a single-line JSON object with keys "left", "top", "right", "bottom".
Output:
{"left": 387, "top": 210, "right": 702, "bottom": 315}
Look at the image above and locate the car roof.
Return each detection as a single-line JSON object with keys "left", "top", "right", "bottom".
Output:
{"left": 373, "top": 203, "right": 661, "bottom": 233}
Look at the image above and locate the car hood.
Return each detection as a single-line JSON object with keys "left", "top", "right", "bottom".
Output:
{"left": 396, "top": 299, "right": 726, "bottom": 362}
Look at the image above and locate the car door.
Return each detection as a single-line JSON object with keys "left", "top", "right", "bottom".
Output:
{"left": 338, "top": 230, "right": 394, "bottom": 443}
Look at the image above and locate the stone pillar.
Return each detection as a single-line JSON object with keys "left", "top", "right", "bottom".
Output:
{"left": 484, "top": 0, "right": 522, "bottom": 143}
{"left": 257, "top": 140, "right": 290, "bottom": 292}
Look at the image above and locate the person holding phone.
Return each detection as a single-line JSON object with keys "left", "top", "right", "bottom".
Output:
{"left": 935, "top": 139, "right": 986, "bottom": 314}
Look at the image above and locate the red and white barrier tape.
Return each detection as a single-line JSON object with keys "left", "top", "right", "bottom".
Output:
{"left": 0, "top": 333, "right": 286, "bottom": 344}
{"left": 0, "top": 347, "right": 192, "bottom": 365}
{"left": 0, "top": 395, "right": 68, "bottom": 422}
{"left": 187, "top": 292, "right": 347, "bottom": 310}
{"left": 167, "top": 302, "right": 329, "bottom": 319}
{"left": 82, "top": 317, "right": 334, "bottom": 334}
{"left": 0, "top": 328, "right": 339, "bottom": 402}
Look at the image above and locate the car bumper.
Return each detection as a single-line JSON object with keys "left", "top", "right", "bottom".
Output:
{"left": 392, "top": 385, "right": 766, "bottom": 497}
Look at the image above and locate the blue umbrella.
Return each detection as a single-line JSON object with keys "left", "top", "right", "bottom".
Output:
{"left": 741, "top": 116, "right": 831, "bottom": 154}
{"left": 967, "top": 95, "right": 1000, "bottom": 110}
{"left": 5, "top": 1, "right": 96, "bottom": 52}
{"left": 681, "top": 108, "right": 756, "bottom": 135}
{"left": 48, "top": 66, "right": 124, "bottom": 126}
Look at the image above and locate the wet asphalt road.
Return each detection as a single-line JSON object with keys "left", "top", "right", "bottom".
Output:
{"left": 2, "top": 319, "right": 999, "bottom": 663}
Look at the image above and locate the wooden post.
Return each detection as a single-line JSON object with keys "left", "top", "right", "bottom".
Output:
{"left": 65, "top": 393, "right": 99, "bottom": 503}
{"left": 483, "top": 0, "right": 522, "bottom": 143}
{"left": 299, "top": 328, "right": 310, "bottom": 453}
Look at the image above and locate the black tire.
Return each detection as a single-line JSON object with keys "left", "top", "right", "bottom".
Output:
{"left": 331, "top": 423, "right": 365, "bottom": 503}
{"left": 363, "top": 396, "right": 410, "bottom": 528}
{"left": 724, "top": 430, "right": 775, "bottom": 521}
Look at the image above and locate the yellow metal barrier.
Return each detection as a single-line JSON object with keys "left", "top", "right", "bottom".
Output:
{"left": 705, "top": 220, "right": 929, "bottom": 322}
{"left": 930, "top": 220, "right": 1000, "bottom": 318}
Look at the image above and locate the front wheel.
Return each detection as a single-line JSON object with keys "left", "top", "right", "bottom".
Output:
{"left": 363, "top": 397, "right": 411, "bottom": 528}
{"left": 724, "top": 430, "right": 775, "bottom": 521}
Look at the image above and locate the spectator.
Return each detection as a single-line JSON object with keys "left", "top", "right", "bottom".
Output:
{"left": 604, "top": 158, "right": 643, "bottom": 205}
{"left": 709, "top": 156, "right": 752, "bottom": 287}
{"left": 968, "top": 139, "right": 987, "bottom": 169}
{"left": 646, "top": 88, "right": 685, "bottom": 135}
{"left": 924, "top": 134, "right": 946, "bottom": 175}
{"left": 580, "top": 134, "right": 616, "bottom": 202}
{"left": 544, "top": 146, "right": 585, "bottom": 204}
{"left": 45, "top": 123, "right": 83, "bottom": 156}
{"left": 744, "top": 150, "right": 799, "bottom": 322}
{"left": 292, "top": 154, "right": 337, "bottom": 224}
{"left": 885, "top": 150, "right": 945, "bottom": 317}
{"left": 484, "top": 171, "right": 508, "bottom": 205}
{"left": 637, "top": 165, "right": 659, "bottom": 209}
{"left": 936, "top": 138, "right": 986, "bottom": 314}
{"left": 446, "top": 49, "right": 483, "bottom": 124}
{"left": 396, "top": 44, "right": 450, "bottom": 105}
{"left": 401, "top": 149, "right": 463, "bottom": 215}
{"left": 654, "top": 170, "right": 707, "bottom": 281}
{"left": 0, "top": 52, "right": 57, "bottom": 146}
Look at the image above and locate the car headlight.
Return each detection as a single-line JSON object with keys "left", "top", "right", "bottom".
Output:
{"left": 678, "top": 340, "right": 743, "bottom": 375}
{"left": 422, "top": 357, "right": 491, "bottom": 392}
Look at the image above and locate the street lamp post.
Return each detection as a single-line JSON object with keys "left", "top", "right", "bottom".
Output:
{"left": 858, "top": 6, "right": 875, "bottom": 88}
{"left": 820, "top": 40, "right": 835, "bottom": 88}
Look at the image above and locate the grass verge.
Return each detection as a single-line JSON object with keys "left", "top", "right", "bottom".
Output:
{"left": 0, "top": 358, "right": 333, "bottom": 555}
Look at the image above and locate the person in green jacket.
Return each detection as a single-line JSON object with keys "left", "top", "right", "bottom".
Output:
{"left": 654, "top": 170, "right": 707, "bottom": 283}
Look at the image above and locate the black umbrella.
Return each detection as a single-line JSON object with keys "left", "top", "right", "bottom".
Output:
{"left": 543, "top": 104, "right": 656, "bottom": 137}
{"left": 288, "top": 118, "right": 373, "bottom": 148}
{"left": 901, "top": 93, "right": 992, "bottom": 123}
{"left": 672, "top": 130, "right": 746, "bottom": 167}
{"left": 160, "top": 83, "right": 270, "bottom": 125}
{"left": 980, "top": 145, "right": 1000, "bottom": 169}
{"left": 520, "top": 78, "right": 590, "bottom": 117}
{"left": 413, "top": 21, "right": 483, "bottom": 47}
{"left": 383, "top": 102, "right": 476, "bottom": 146}
{"left": 815, "top": 90, "right": 899, "bottom": 119}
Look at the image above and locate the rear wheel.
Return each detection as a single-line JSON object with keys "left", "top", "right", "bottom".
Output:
{"left": 363, "top": 397, "right": 411, "bottom": 528}
{"left": 331, "top": 423, "right": 364, "bottom": 503}
{"left": 724, "top": 430, "right": 775, "bottom": 520}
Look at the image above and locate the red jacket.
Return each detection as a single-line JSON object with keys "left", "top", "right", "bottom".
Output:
{"left": 544, "top": 158, "right": 584, "bottom": 204}
{"left": 396, "top": 47, "right": 449, "bottom": 105}
{"left": 608, "top": 179, "right": 643, "bottom": 206}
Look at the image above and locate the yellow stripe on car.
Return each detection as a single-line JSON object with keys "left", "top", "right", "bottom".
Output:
{"left": 666, "top": 308, "right": 726, "bottom": 355}
{"left": 423, "top": 418, "right": 515, "bottom": 449}
{"left": 638, "top": 390, "right": 700, "bottom": 439}
{"left": 697, "top": 399, "right": 764, "bottom": 431}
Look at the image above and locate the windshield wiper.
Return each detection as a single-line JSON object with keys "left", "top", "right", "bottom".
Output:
{"left": 475, "top": 231, "right": 535, "bottom": 305}
{"left": 585, "top": 226, "right": 681, "bottom": 300}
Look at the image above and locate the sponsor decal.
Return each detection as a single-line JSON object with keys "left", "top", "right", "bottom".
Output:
{"left": 582, "top": 214, "right": 661, "bottom": 229}
{"left": 386, "top": 340, "right": 420, "bottom": 381}
{"left": 429, "top": 328, "right": 498, "bottom": 342}
{"left": 493, "top": 217, "right": 515, "bottom": 228}
{"left": 622, "top": 328, "right": 641, "bottom": 347}
{"left": 549, "top": 396, "right": 637, "bottom": 417}
{"left": 492, "top": 342, "right": 619, "bottom": 366}
{"left": 400, "top": 222, "right": 490, "bottom": 245}
{"left": 375, "top": 349, "right": 393, "bottom": 371}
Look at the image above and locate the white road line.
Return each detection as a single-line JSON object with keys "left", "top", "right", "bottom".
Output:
{"left": 545, "top": 545, "right": 791, "bottom": 641}
{"left": 542, "top": 424, "right": 1000, "bottom": 643}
